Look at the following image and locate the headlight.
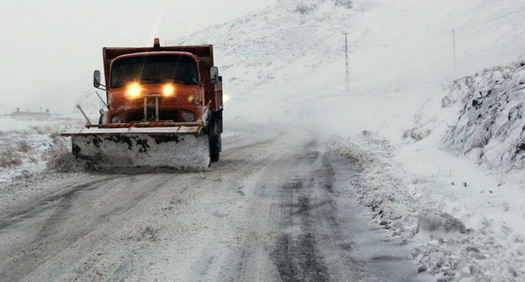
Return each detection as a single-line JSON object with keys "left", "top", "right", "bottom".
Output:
{"left": 162, "top": 84, "right": 175, "bottom": 97}
{"left": 111, "top": 115, "right": 123, "bottom": 123}
{"left": 182, "top": 112, "right": 195, "bottom": 122}
{"left": 125, "top": 82, "right": 142, "bottom": 99}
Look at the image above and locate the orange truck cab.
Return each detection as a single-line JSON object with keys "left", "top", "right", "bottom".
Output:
{"left": 96, "top": 39, "right": 222, "bottom": 125}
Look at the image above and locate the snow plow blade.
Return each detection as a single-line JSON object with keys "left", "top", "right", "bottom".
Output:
{"left": 61, "top": 126, "right": 210, "bottom": 170}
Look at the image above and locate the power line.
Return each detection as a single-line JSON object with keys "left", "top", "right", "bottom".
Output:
{"left": 341, "top": 5, "right": 525, "bottom": 87}
{"left": 358, "top": 6, "right": 525, "bottom": 43}
{"left": 455, "top": 6, "right": 525, "bottom": 30}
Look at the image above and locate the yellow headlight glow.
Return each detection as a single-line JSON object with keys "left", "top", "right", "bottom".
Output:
{"left": 125, "top": 82, "right": 142, "bottom": 99}
{"left": 162, "top": 84, "right": 175, "bottom": 97}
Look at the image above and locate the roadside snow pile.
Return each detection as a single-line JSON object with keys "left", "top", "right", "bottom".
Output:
{"left": 46, "top": 153, "right": 95, "bottom": 172}
{"left": 335, "top": 132, "right": 525, "bottom": 281}
{"left": 335, "top": 133, "right": 420, "bottom": 241}
{"left": 417, "top": 210, "right": 466, "bottom": 235}
{"left": 444, "top": 61, "right": 525, "bottom": 170}
{"left": 0, "top": 115, "right": 78, "bottom": 189}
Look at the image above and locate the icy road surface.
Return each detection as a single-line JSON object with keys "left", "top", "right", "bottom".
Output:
{"left": 0, "top": 124, "right": 421, "bottom": 281}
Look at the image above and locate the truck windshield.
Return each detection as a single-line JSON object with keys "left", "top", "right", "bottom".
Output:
{"left": 110, "top": 55, "right": 199, "bottom": 88}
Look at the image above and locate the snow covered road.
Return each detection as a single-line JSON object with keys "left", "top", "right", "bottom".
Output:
{"left": 0, "top": 124, "right": 420, "bottom": 281}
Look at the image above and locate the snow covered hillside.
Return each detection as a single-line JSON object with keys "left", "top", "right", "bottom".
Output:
{"left": 175, "top": 0, "right": 525, "bottom": 132}
{"left": 177, "top": 0, "right": 355, "bottom": 123}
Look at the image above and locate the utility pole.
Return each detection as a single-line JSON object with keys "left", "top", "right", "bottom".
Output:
{"left": 343, "top": 32, "right": 350, "bottom": 95}
{"left": 452, "top": 29, "right": 457, "bottom": 73}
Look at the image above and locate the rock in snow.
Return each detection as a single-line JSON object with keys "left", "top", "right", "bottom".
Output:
{"left": 444, "top": 63, "right": 525, "bottom": 169}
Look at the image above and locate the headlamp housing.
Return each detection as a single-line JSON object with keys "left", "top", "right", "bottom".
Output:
{"left": 125, "top": 82, "right": 142, "bottom": 99}
{"left": 162, "top": 84, "right": 175, "bottom": 97}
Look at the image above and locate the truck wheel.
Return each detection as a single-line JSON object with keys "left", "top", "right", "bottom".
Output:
{"left": 210, "top": 133, "right": 220, "bottom": 162}
{"left": 208, "top": 116, "right": 221, "bottom": 162}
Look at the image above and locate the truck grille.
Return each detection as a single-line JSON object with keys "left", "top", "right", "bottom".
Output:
{"left": 126, "top": 109, "right": 182, "bottom": 122}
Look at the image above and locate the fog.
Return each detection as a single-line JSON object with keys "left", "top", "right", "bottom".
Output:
{"left": 0, "top": 0, "right": 275, "bottom": 114}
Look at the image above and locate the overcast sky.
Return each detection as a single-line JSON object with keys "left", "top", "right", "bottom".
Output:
{"left": 0, "top": 0, "right": 276, "bottom": 114}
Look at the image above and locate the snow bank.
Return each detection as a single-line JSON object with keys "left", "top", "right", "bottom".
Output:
{"left": 335, "top": 131, "right": 525, "bottom": 281}
{"left": 381, "top": 61, "right": 525, "bottom": 281}
{"left": 333, "top": 58, "right": 525, "bottom": 279}
{"left": 417, "top": 210, "right": 466, "bottom": 235}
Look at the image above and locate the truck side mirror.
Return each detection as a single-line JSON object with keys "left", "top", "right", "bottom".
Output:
{"left": 93, "top": 70, "right": 102, "bottom": 88}
{"left": 210, "top": 66, "right": 219, "bottom": 83}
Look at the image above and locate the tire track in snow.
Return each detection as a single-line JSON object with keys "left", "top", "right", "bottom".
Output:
{"left": 222, "top": 138, "right": 371, "bottom": 282}
{"left": 0, "top": 177, "right": 114, "bottom": 231}
{"left": 188, "top": 132, "right": 292, "bottom": 282}
{"left": 271, "top": 149, "right": 333, "bottom": 282}
{"left": 0, "top": 174, "right": 175, "bottom": 281}
{"left": 270, "top": 146, "right": 372, "bottom": 282}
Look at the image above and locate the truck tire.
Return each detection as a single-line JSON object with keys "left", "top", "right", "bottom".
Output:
{"left": 210, "top": 132, "right": 221, "bottom": 162}
{"left": 209, "top": 115, "right": 221, "bottom": 162}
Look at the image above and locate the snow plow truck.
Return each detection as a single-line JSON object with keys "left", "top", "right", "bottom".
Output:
{"left": 61, "top": 39, "right": 223, "bottom": 169}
